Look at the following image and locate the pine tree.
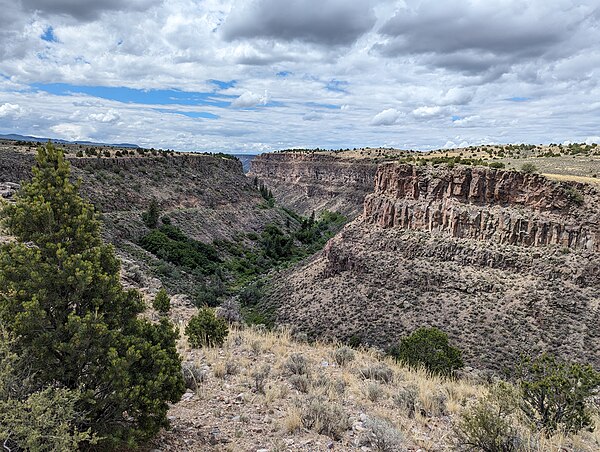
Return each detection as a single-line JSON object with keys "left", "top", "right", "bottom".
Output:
{"left": 0, "top": 143, "right": 185, "bottom": 447}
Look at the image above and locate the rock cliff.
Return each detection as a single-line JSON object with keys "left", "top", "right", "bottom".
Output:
{"left": 262, "top": 164, "right": 600, "bottom": 372}
{"left": 364, "top": 163, "right": 599, "bottom": 252}
{"left": 249, "top": 152, "right": 378, "bottom": 218}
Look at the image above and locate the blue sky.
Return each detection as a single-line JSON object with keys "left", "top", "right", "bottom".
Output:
{"left": 0, "top": 0, "right": 599, "bottom": 153}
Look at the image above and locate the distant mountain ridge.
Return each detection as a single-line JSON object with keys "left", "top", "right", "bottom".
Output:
{"left": 0, "top": 133, "right": 139, "bottom": 148}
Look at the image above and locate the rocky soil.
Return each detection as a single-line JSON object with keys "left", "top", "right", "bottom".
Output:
{"left": 146, "top": 322, "right": 600, "bottom": 451}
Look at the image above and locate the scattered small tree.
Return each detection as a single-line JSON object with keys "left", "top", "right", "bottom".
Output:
{"left": 517, "top": 353, "right": 600, "bottom": 434}
{"left": 520, "top": 163, "right": 538, "bottom": 174}
{"left": 153, "top": 288, "right": 171, "bottom": 314}
{"left": 391, "top": 327, "right": 463, "bottom": 377}
{"left": 186, "top": 307, "right": 229, "bottom": 347}
{"left": 142, "top": 198, "right": 160, "bottom": 228}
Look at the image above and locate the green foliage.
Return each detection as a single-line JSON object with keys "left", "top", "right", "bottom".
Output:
{"left": 564, "top": 186, "right": 584, "bottom": 206}
{"left": 140, "top": 224, "right": 220, "bottom": 273}
{"left": 153, "top": 288, "right": 171, "bottom": 314}
{"left": 391, "top": 327, "right": 464, "bottom": 377}
{"left": 520, "top": 163, "right": 538, "bottom": 174}
{"left": 517, "top": 353, "right": 600, "bottom": 434}
{"left": 185, "top": 307, "right": 229, "bottom": 347}
{"left": 0, "top": 143, "right": 185, "bottom": 447}
{"left": 454, "top": 382, "right": 522, "bottom": 452}
{"left": 142, "top": 198, "right": 160, "bottom": 228}
{"left": 488, "top": 161, "right": 506, "bottom": 169}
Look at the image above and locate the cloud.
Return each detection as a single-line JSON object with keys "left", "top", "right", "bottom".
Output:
{"left": 376, "top": 0, "right": 598, "bottom": 75}
{"left": 303, "top": 111, "right": 322, "bottom": 121}
{"left": 412, "top": 106, "right": 447, "bottom": 118}
{"left": 0, "top": 103, "right": 24, "bottom": 118}
{"left": 20, "top": 0, "right": 161, "bottom": 21}
{"left": 221, "top": 0, "right": 376, "bottom": 46}
{"left": 51, "top": 123, "right": 92, "bottom": 141}
{"left": 87, "top": 109, "right": 120, "bottom": 123}
{"left": 230, "top": 90, "right": 269, "bottom": 108}
{"left": 371, "top": 108, "right": 401, "bottom": 126}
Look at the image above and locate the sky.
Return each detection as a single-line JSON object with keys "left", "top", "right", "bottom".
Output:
{"left": 0, "top": 0, "right": 599, "bottom": 153}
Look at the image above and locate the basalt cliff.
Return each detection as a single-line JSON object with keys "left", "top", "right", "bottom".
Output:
{"left": 263, "top": 162, "right": 600, "bottom": 372}
{"left": 249, "top": 152, "right": 378, "bottom": 218}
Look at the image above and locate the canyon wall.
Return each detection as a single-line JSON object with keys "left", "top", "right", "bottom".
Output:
{"left": 262, "top": 163, "right": 600, "bottom": 371}
{"left": 249, "top": 152, "right": 378, "bottom": 218}
{"left": 364, "top": 163, "right": 599, "bottom": 251}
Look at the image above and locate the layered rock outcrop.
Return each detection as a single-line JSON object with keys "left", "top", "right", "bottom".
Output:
{"left": 364, "top": 164, "right": 599, "bottom": 251}
{"left": 249, "top": 152, "right": 378, "bottom": 218}
{"left": 262, "top": 163, "right": 600, "bottom": 371}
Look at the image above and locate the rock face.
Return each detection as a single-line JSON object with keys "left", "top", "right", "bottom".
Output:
{"left": 0, "top": 150, "right": 282, "bottom": 243}
{"left": 364, "top": 163, "right": 599, "bottom": 252}
{"left": 263, "top": 164, "right": 600, "bottom": 372}
{"left": 249, "top": 152, "right": 378, "bottom": 218}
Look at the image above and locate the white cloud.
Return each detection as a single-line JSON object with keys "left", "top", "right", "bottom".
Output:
{"left": 231, "top": 90, "right": 269, "bottom": 108}
{"left": 0, "top": 103, "right": 24, "bottom": 118}
{"left": 0, "top": 1, "right": 598, "bottom": 151}
{"left": 87, "top": 109, "right": 120, "bottom": 123}
{"left": 51, "top": 123, "right": 92, "bottom": 141}
{"left": 371, "top": 108, "right": 401, "bottom": 126}
{"left": 412, "top": 106, "right": 447, "bottom": 118}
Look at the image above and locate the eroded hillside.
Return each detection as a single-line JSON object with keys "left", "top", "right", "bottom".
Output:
{"left": 261, "top": 163, "right": 600, "bottom": 372}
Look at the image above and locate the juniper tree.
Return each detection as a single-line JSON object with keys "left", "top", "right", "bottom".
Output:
{"left": 0, "top": 143, "right": 185, "bottom": 447}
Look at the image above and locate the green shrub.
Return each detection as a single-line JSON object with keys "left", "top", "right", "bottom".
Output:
{"left": 284, "top": 353, "right": 310, "bottom": 376}
{"left": 153, "top": 288, "right": 171, "bottom": 314}
{"left": 359, "top": 363, "right": 394, "bottom": 383}
{"left": 564, "top": 186, "right": 584, "bottom": 206}
{"left": 488, "top": 162, "right": 506, "bottom": 169}
{"left": 520, "top": 163, "right": 538, "bottom": 174}
{"left": 0, "top": 144, "right": 185, "bottom": 447}
{"left": 391, "top": 327, "right": 463, "bottom": 377}
{"left": 185, "top": 308, "right": 229, "bottom": 347}
{"left": 454, "top": 382, "right": 522, "bottom": 451}
{"left": 517, "top": 353, "right": 600, "bottom": 434}
{"left": 299, "top": 396, "right": 350, "bottom": 440}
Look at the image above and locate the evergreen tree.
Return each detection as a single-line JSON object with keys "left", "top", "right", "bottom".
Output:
{"left": 142, "top": 198, "right": 160, "bottom": 228}
{"left": 153, "top": 288, "right": 171, "bottom": 314}
{"left": 0, "top": 143, "right": 185, "bottom": 447}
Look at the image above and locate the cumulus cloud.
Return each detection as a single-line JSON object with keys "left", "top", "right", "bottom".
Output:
{"left": 0, "top": 103, "right": 24, "bottom": 118}
{"left": 371, "top": 108, "right": 402, "bottom": 126}
{"left": 221, "top": 0, "right": 376, "bottom": 46}
{"left": 412, "top": 106, "right": 447, "bottom": 118}
{"left": 230, "top": 91, "right": 269, "bottom": 108}
{"left": 87, "top": 109, "right": 120, "bottom": 123}
{"left": 51, "top": 123, "right": 91, "bottom": 141}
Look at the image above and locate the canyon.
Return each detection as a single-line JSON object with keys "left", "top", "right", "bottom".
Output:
{"left": 255, "top": 153, "right": 600, "bottom": 372}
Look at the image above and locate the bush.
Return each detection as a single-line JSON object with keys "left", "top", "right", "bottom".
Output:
{"left": 0, "top": 144, "right": 185, "bottom": 447}
{"left": 362, "top": 417, "right": 405, "bottom": 452}
{"left": 153, "top": 288, "right": 171, "bottom": 314}
{"left": 391, "top": 327, "right": 463, "bottom": 377}
{"left": 300, "top": 396, "right": 350, "bottom": 440}
{"left": 517, "top": 353, "right": 600, "bottom": 434}
{"left": 332, "top": 346, "right": 355, "bottom": 366}
{"left": 185, "top": 308, "right": 229, "bottom": 347}
{"left": 215, "top": 298, "right": 243, "bottom": 323}
{"left": 488, "top": 162, "right": 505, "bottom": 169}
{"left": 564, "top": 186, "right": 584, "bottom": 206}
{"left": 393, "top": 384, "right": 419, "bottom": 418}
{"left": 284, "top": 353, "right": 310, "bottom": 376}
{"left": 289, "top": 374, "right": 311, "bottom": 393}
{"left": 181, "top": 362, "right": 206, "bottom": 390}
{"left": 520, "top": 163, "right": 538, "bottom": 174}
{"left": 454, "top": 382, "right": 522, "bottom": 452}
{"left": 359, "top": 363, "right": 394, "bottom": 383}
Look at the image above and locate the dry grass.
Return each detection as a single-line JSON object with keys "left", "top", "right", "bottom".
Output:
{"left": 151, "top": 325, "right": 600, "bottom": 451}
